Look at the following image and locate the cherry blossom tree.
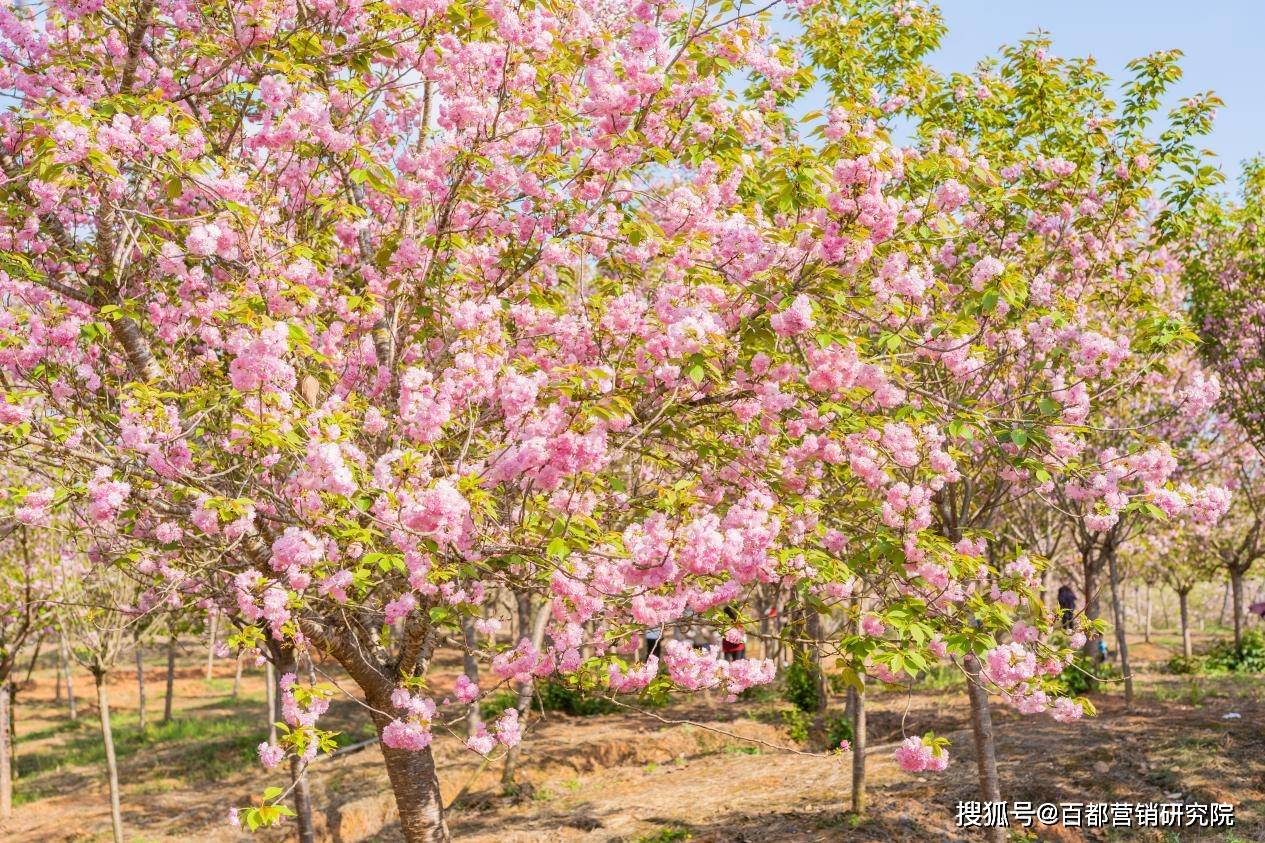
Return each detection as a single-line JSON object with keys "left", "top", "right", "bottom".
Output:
{"left": 789, "top": 5, "right": 1223, "bottom": 829}
{"left": 1188, "top": 158, "right": 1265, "bottom": 449}
{"left": 0, "top": 1, "right": 1233, "bottom": 841}
{"left": 0, "top": 0, "right": 855, "bottom": 837}
{"left": 1193, "top": 439, "right": 1265, "bottom": 650}
{"left": 1185, "top": 169, "right": 1265, "bottom": 650}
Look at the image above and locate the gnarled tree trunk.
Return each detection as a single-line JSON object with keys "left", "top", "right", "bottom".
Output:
{"left": 370, "top": 703, "right": 449, "bottom": 842}
{"left": 321, "top": 627, "right": 452, "bottom": 843}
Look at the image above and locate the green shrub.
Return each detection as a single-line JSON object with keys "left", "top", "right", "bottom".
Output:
{"left": 780, "top": 708, "right": 811, "bottom": 743}
{"left": 784, "top": 660, "right": 823, "bottom": 714}
{"left": 479, "top": 689, "right": 518, "bottom": 721}
{"left": 1204, "top": 630, "right": 1265, "bottom": 673}
{"left": 738, "top": 681, "right": 780, "bottom": 703}
{"left": 537, "top": 680, "right": 620, "bottom": 716}
{"left": 481, "top": 678, "right": 662, "bottom": 719}
{"left": 917, "top": 664, "right": 965, "bottom": 690}
{"left": 1058, "top": 654, "right": 1121, "bottom": 695}
{"left": 1164, "top": 654, "right": 1205, "bottom": 675}
{"left": 826, "top": 713, "right": 853, "bottom": 749}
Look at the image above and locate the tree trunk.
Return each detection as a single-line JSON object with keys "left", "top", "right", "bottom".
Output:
{"left": 371, "top": 705, "right": 450, "bottom": 842}
{"left": 232, "top": 653, "right": 243, "bottom": 699}
{"left": 755, "top": 590, "right": 769, "bottom": 660}
{"left": 460, "top": 617, "right": 483, "bottom": 737}
{"left": 768, "top": 589, "right": 788, "bottom": 666}
{"left": 324, "top": 635, "right": 451, "bottom": 843}
{"left": 270, "top": 646, "right": 315, "bottom": 843}
{"left": 22, "top": 635, "right": 43, "bottom": 687}
{"left": 1217, "top": 581, "right": 1229, "bottom": 627}
{"left": 134, "top": 639, "right": 147, "bottom": 735}
{"left": 1106, "top": 549, "right": 1133, "bottom": 708}
{"left": 806, "top": 609, "right": 828, "bottom": 714}
{"left": 162, "top": 634, "right": 176, "bottom": 724}
{"left": 55, "top": 646, "right": 64, "bottom": 704}
{"left": 7, "top": 682, "right": 14, "bottom": 791}
{"left": 0, "top": 675, "right": 11, "bottom": 820}
{"left": 95, "top": 672, "right": 124, "bottom": 843}
{"left": 205, "top": 613, "right": 218, "bottom": 681}
{"left": 265, "top": 660, "right": 277, "bottom": 745}
{"left": 1082, "top": 548, "right": 1103, "bottom": 661}
{"left": 1231, "top": 569, "right": 1245, "bottom": 652}
{"left": 502, "top": 600, "right": 551, "bottom": 790}
{"left": 288, "top": 754, "right": 315, "bottom": 843}
{"left": 963, "top": 653, "right": 1005, "bottom": 843}
{"left": 514, "top": 592, "right": 531, "bottom": 642}
{"left": 849, "top": 682, "right": 866, "bottom": 816}
{"left": 1179, "top": 589, "right": 1192, "bottom": 659}
{"left": 1144, "top": 583, "right": 1152, "bottom": 644}
{"left": 61, "top": 634, "right": 77, "bottom": 721}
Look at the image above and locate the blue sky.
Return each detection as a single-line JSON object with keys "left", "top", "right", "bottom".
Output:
{"left": 931, "top": 1, "right": 1265, "bottom": 175}
{"left": 779, "top": 2, "right": 1265, "bottom": 179}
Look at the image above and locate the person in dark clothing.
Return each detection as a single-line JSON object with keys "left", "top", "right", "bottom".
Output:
{"left": 1057, "top": 584, "right": 1076, "bottom": 629}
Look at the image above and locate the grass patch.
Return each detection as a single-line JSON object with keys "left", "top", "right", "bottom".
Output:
{"left": 16, "top": 697, "right": 270, "bottom": 783}
{"left": 635, "top": 825, "right": 693, "bottom": 843}
{"left": 1177, "top": 735, "right": 1220, "bottom": 751}
{"left": 13, "top": 779, "right": 70, "bottom": 806}
{"left": 17, "top": 718, "right": 90, "bottom": 744}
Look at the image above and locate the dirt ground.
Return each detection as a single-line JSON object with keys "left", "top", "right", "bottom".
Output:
{"left": 2, "top": 632, "right": 1262, "bottom": 843}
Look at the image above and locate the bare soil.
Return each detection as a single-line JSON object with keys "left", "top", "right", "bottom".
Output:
{"left": 2, "top": 633, "right": 1262, "bottom": 842}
